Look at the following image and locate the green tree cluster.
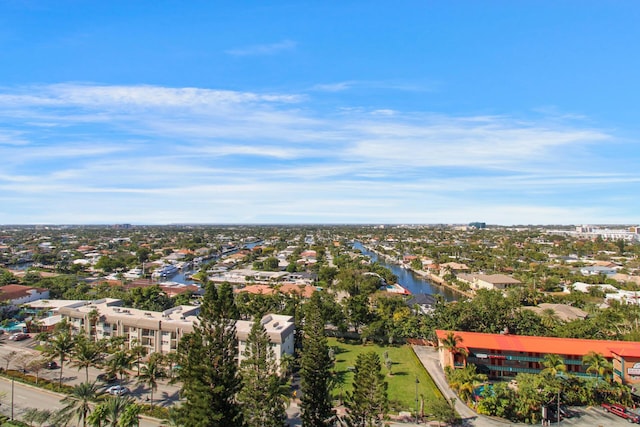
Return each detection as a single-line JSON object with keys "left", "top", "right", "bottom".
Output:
{"left": 344, "top": 351, "right": 388, "bottom": 427}
{"left": 300, "top": 293, "right": 335, "bottom": 427}
{"left": 175, "top": 283, "right": 243, "bottom": 427}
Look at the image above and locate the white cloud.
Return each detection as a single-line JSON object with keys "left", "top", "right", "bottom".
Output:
{"left": 0, "top": 130, "right": 29, "bottom": 146}
{"left": 225, "top": 40, "right": 297, "bottom": 56}
{"left": 0, "top": 82, "right": 635, "bottom": 224}
{"left": 312, "top": 82, "right": 355, "bottom": 92}
{"left": 0, "top": 84, "right": 301, "bottom": 109}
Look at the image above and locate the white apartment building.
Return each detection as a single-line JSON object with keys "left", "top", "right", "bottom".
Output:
{"left": 44, "top": 299, "right": 294, "bottom": 366}
{"left": 237, "top": 314, "right": 296, "bottom": 371}
{"left": 547, "top": 225, "right": 640, "bottom": 242}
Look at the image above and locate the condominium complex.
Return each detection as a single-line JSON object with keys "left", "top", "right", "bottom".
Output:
{"left": 28, "top": 298, "right": 295, "bottom": 367}
{"left": 547, "top": 225, "right": 640, "bottom": 242}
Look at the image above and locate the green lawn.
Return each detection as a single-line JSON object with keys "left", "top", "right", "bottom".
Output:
{"left": 327, "top": 338, "right": 443, "bottom": 413}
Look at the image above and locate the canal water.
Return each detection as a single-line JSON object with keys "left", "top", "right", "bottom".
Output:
{"left": 352, "top": 242, "right": 457, "bottom": 301}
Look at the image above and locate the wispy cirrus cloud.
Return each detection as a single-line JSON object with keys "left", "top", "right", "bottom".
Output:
{"left": 312, "top": 81, "right": 356, "bottom": 92}
{"left": 0, "top": 84, "right": 302, "bottom": 108}
{"left": 0, "top": 82, "right": 636, "bottom": 224}
{"left": 311, "top": 79, "right": 437, "bottom": 93}
{"left": 225, "top": 39, "right": 297, "bottom": 56}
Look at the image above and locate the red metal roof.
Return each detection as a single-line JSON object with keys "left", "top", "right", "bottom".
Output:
{"left": 436, "top": 330, "right": 640, "bottom": 358}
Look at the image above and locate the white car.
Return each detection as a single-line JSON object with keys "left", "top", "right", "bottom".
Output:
{"left": 106, "top": 385, "right": 130, "bottom": 396}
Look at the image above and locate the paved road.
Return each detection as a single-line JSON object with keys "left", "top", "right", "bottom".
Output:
{"left": 0, "top": 337, "right": 182, "bottom": 406}
{"left": 413, "top": 345, "right": 503, "bottom": 427}
{"left": 0, "top": 377, "right": 163, "bottom": 427}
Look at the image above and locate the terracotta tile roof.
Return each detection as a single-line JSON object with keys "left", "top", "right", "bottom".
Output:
{"left": 0, "top": 284, "right": 47, "bottom": 302}
{"left": 234, "top": 283, "right": 316, "bottom": 299}
{"left": 436, "top": 330, "right": 640, "bottom": 358}
{"left": 235, "top": 284, "right": 277, "bottom": 295}
{"left": 522, "top": 303, "right": 588, "bottom": 322}
{"left": 279, "top": 283, "right": 316, "bottom": 298}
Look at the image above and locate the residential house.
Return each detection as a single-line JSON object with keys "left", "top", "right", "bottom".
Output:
{"left": 456, "top": 273, "right": 521, "bottom": 291}
{"left": 0, "top": 284, "right": 50, "bottom": 307}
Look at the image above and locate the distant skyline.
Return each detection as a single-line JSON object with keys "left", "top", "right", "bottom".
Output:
{"left": 1, "top": 1, "right": 639, "bottom": 225}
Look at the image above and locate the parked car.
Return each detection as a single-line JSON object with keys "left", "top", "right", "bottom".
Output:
{"left": 106, "top": 385, "right": 130, "bottom": 396}
{"left": 45, "top": 361, "right": 58, "bottom": 369}
{"left": 8, "top": 333, "right": 30, "bottom": 341}
{"left": 601, "top": 402, "right": 640, "bottom": 423}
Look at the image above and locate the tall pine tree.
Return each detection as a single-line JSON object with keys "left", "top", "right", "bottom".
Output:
{"left": 344, "top": 351, "right": 388, "bottom": 427}
{"left": 237, "top": 317, "right": 287, "bottom": 427}
{"left": 175, "top": 282, "right": 243, "bottom": 427}
{"left": 300, "top": 292, "right": 335, "bottom": 427}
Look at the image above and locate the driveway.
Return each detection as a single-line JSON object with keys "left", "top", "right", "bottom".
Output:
{"left": 412, "top": 345, "right": 510, "bottom": 427}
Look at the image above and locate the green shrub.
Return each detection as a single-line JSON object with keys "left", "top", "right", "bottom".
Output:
{"left": 140, "top": 404, "right": 169, "bottom": 419}
{"left": 2, "top": 421, "right": 31, "bottom": 427}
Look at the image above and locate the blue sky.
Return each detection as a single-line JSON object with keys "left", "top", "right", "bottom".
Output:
{"left": 1, "top": 1, "right": 639, "bottom": 225}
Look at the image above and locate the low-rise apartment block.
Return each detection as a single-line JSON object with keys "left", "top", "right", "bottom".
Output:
{"left": 436, "top": 330, "right": 640, "bottom": 386}
{"left": 28, "top": 299, "right": 294, "bottom": 367}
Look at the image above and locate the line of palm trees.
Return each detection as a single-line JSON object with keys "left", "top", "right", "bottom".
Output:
{"left": 441, "top": 332, "right": 617, "bottom": 406}
{"left": 27, "top": 320, "right": 174, "bottom": 427}
{"left": 439, "top": 332, "right": 614, "bottom": 384}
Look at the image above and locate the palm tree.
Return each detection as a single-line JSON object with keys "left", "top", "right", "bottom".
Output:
{"left": 21, "top": 408, "right": 52, "bottom": 427}
{"left": 88, "top": 309, "right": 100, "bottom": 342}
{"left": 34, "top": 409, "right": 52, "bottom": 427}
{"left": 72, "top": 334, "right": 105, "bottom": 382}
{"left": 107, "top": 335, "right": 127, "bottom": 353}
{"left": 279, "top": 352, "right": 295, "bottom": 378}
{"left": 445, "top": 365, "right": 487, "bottom": 404}
{"left": 59, "top": 381, "right": 100, "bottom": 427}
{"left": 541, "top": 353, "right": 567, "bottom": 379}
{"left": 129, "top": 340, "right": 148, "bottom": 377}
{"left": 119, "top": 400, "right": 142, "bottom": 427}
{"left": 136, "top": 353, "right": 166, "bottom": 407}
{"left": 439, "top": 332, "right": 468, "bottom": 367}
{"left": 44, "top": 330, "right": 75, "bottom": 386}
{"left": 87, "top": 403, "right": 108, "bottom": 427}
{"left": 539, "top": 308, "right": 561, "bottom": 329}
{"left": 106, "top": 350, "right": 134, "bottom": 386}
{"left": 23, "top": 408, "right": 39, "bottom": 427}
{"left": 102, "top": 395, "right": 137, "bottom": 427}
{"left": 583, "top": 351, "right": 613, "bottom": 381}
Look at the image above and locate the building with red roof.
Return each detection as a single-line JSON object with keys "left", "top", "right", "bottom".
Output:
{"left": 0, "top": 284, "right": 50, "bottom": 307}
{"left": 235, "top": 284, "right": 277, "bottom": 295}
{"left": 436, "top": 329, "right": 640, "bottom": 386}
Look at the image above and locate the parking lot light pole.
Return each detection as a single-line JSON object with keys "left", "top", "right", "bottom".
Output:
{"left": 415, "top": 376, "right": 420, "bottom": 423}
{"left": 11, "top": 377, "right": 14, "bottom": 420}
{"left": 557, "top": 387, "right": 560, "bottom": 425}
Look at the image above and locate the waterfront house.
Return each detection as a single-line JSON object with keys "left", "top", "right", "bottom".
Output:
{"left": 0, "top": 284, "right": 49, "bottom": 308}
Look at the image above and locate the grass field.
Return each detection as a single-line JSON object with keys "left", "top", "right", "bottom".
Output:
{"left": 327, "top": 338, "right": 443, "bottom": 413}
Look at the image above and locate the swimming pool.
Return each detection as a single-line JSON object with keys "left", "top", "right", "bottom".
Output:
{"left": 0, "top": 321, "right": 27, "bottom": 333}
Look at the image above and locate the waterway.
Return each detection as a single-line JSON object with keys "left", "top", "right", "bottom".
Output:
{"left": 154, "top": 266, "right": 197, "bottom": 285}
{"left": 352, "top": 242, "right": 457, "bottom": 301}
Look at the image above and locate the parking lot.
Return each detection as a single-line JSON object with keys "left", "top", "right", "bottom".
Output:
{"left": 549, "top": 405, "right": 640, "bottom": 427}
